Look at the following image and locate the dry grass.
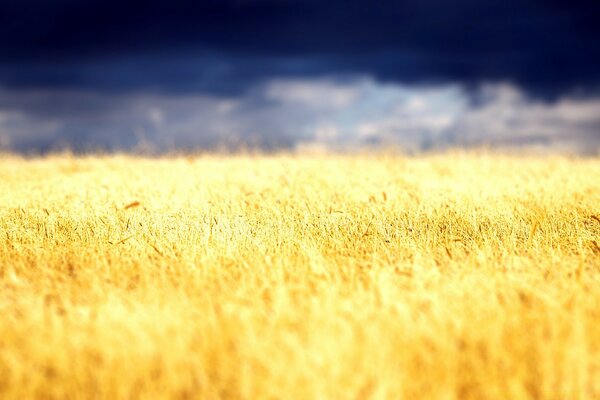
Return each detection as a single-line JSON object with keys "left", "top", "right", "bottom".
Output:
{"left": 0, "top": 152, "right": 599, "bottom": 399}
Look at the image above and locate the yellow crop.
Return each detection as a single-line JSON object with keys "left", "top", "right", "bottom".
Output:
{"left": 0, "top": 153, "right": 599, "bottom": 399}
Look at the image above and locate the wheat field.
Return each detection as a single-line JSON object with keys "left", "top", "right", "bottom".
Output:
{"left": 0, "top": 153, "right": 599, "bottom": 399}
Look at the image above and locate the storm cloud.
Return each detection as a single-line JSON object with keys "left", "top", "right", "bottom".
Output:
{"left": 1, "top": 0, "right": 600, "bottom": 95}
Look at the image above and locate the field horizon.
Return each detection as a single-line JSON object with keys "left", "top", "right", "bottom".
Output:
{"left": 1, "top": 152, "right": 599, "bottom": 399}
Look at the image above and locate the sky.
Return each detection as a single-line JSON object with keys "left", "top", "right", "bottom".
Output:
{"left": 0, "top": 0, "right": 599, "bottom": 154}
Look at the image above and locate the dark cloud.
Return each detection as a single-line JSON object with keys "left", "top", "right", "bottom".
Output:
{"left": 1, "top": 0, "right": 599, "bottom": 96}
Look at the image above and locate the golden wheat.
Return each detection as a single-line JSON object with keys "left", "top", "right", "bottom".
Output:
{"left": 0, "top": 152, "right": 599, "bottom": 399}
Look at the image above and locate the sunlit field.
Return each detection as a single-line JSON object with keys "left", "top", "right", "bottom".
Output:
{"left": 0, "top": 153, "right": 599, "bottom": 399}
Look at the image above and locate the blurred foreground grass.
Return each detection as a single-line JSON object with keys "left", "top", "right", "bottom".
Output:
{"left": 0, "top": 153, "right": 599, "bottom": 399}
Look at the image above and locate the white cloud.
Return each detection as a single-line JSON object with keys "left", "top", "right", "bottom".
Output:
{"left": 265, "top": 78, "right": 361, "bottom": 110}
{"left": 0, "top": 80, "right": 598, "bottom": 154}
{"left": 449, "top": 83, "right": 600, "bottom": 154}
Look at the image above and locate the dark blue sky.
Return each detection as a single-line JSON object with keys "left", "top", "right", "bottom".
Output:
{"left": 2, "top": 0, "right": 599, "bottom": 95}
{"left": 0, "top": 0, "right": 599, "bottom": 153}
